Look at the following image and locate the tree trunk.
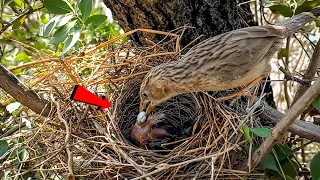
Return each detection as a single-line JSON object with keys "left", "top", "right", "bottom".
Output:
{"left": 103, "top": 0, "right": 256, "bottom": 47}
{"left": 102, "top": 0, "right": 276, "bottom": 107}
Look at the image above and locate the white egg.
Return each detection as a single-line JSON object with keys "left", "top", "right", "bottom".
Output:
{"left": 137, "top": 111, "right": 147, "bottom": 122}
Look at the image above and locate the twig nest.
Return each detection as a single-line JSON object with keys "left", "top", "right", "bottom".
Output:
{"left": 116, "top": 77, "right": 202, "bottom": 150}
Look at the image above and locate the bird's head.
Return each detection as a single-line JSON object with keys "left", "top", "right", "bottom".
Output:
{"left": 139, "top": 73, "right": 175, "bottom": 116}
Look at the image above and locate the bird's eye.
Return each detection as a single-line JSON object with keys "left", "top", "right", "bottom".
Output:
{"left": 142, "top": 92, "right": 148, "bottom": 98}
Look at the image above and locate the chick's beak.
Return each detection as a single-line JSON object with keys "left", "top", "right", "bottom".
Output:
{"left": 139, "top": 101, "right": 152, "bottom": 116}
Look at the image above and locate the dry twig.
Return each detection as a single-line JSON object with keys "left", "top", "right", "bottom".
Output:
{"left": 249, "top": 76, "right": 320, "bottom": 171}
{"left": 292, "top": 38, "right": 320, "bottom": 105}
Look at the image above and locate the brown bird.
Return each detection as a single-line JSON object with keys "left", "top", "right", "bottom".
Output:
{"left": 131, "top": 113, "right": 169, "bottom": 146}
{"left": 138, "top": 7, "right": 320, "bottom": 119}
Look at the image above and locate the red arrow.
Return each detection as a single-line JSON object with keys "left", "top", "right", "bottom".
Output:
{"left": 70, "top": 85, "right": 111, "bottom": 110}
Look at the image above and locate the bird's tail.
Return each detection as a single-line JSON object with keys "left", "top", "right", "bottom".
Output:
{"left": 276, "top": 7, "right": 320, "bottom": 36}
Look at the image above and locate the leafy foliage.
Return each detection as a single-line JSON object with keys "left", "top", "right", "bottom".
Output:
{"left": 43, "top": 0, "right": 72, "bottom": 14}
{"left": 85, "top": 15, "right": 108, "bottom": 25}
{"left": 295, "top": 0, "right": 320, "bottom": 15}
{"left": 0, "top": 0, "right": 123, "bottom": 178}
{"left": 242, "top": 125, "right": 253, "bottom": 143}
{"left": 1, "top": 0, "right": 123, "bottom": 69}
{"left": 0, "top": 140, "right": 9, "bottom": 156}
{"left": 243, "top": 126, "right": 300, "bottom": 179}
{"left": 267, "top": 0, "right": 320, "bottom": 17}
{"left": 258, "top": 153, "right": 280, "bottom": 172}
{"left": 257, "top": 144, "right": 300, "bottom": 179}
{"left": 273, "top": 144, "right": 294, "bottom": 161}
{"left": 269, "top": 3, "right": 293, "bottom": 17}
{"left": 79, "top": 0, "right": 92, "bottom": 21}
{"left": 40, "top": 0, "right": 122, "bottom": 56}
{"left": 249, "top": 127, "right": 272, "bottom": 137}
{"left": 311, "top": 152, "right": 320, "bottom": 180}
{"left": 312, "top": 96, "right": 320, "bottom": 112}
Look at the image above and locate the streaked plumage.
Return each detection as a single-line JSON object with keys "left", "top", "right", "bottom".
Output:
{"left": 139, "top": 7, "right": 320, "bottom": 119}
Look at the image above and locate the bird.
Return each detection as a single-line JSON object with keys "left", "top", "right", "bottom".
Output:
{"left": 131, "top": 113, "right": 169, "bottom": 146}
{"left": 138, "top": 7, "right": 320, "bottom": 121}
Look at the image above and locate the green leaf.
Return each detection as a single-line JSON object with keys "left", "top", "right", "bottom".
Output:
{"left": 258, "top": 153, "right": 279, "bottom": 172}
{"left": 32, "top": 4, "right": 42, "bottom": 10}
{"left": 85, "top": 15, "right": 108, "bottom": 25}
{"left": 12, "top": 15, "right": 26, "bottom": 29}
{"left": 4, "top": 0, "right": 14, "bottom": 6}
{"left": 278, "top": 48, "right": 288, "bottom": 59}
{"left": 108, "top": 23, "right": 122, "bottom": 38}
{"left": 16, "top": 52, "right": 32, "bottom": 63}
{"left": 312, "top": 96, "right": 320, "bottom": 112}
{"left": 284, "top": 175, "right": 295, "bottom": 180}
{"left": 14, "top": 0, "right": 24, "bottom": 9}
{"left": 61, "top": 28, "right": 81, "bottom": 55}
{"left": 274, "top": 144, "right": 294, "bottom": 161}
{"left": 311, "top": 152, "right": 320, "bottom": 180}
{"left": 40, "top": 14, "right": 49, "bottom": 24}
{"left": 280, "top": 158, "right": 299, "bottom": 179}
{"left": 40, "top": 16, "right": 61, "bottom": 36}
{"left": 79, "top": 0, "right": 92, "bottom": 21}
{"left": 269, "top": 4, "right": 293, "bottom": 17}
{"left": 315, "top": 18, "right": 320, "bottom": 27}
{"left": 18, "top": 149, "right": 28, "bottom": 161}
{"left": 249, "top": 127, "right": 272, "bottom": 137}
{"left": 2, "top": 14, "right": 16, "bottom": 19}
{"left": 56, "top": 15, "right": 73, "bottom": 27}
{"left": 0, "top": 140, "right": 9, "bottom": 157}
{"left": 50, "top": 20, "right": 76, "bottom": 44}
{"left": 0, "top": 19, "right": 9, "bottom": 24}
{"left": 242, "top": 125, "right": 253, "bottom": 143}
{"left": 0, "top": 39, "right": 12, "bottom": 44}
{"left": 295, "top": 0, "right": 320, "bottom": 15}
{"left": 43, "top": 0, "right": 72, "bottom": 14}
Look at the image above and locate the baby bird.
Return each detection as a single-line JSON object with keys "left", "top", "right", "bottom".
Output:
{"left": 131, "top": 113, "right": 169, "bottom": 146}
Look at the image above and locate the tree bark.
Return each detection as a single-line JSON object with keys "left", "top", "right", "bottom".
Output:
{"left": 102, "top": 0, "right": 256, "bottom": 47}
{"left": 0, "top": 63, "right": 51, "bottom": 117}
{"left": 102, "top": 0, "right": 276, "bottom": 107}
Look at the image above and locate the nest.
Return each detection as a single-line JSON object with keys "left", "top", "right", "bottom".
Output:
{"left": 1, "top": 29, "right": 266, "bottom": 179}
{"left": 116, "top": 77, "right": 202, "bottom": 151}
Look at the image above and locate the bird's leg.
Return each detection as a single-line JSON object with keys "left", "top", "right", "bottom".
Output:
{"left": 216, "top": 75, "right": 265, "bottom": 101}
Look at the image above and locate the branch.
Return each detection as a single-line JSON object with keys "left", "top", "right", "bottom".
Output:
{"left": 291, "top": 38, "right": 320, "bottom": 105}
{"left": 0, "top": 63, "right": 51, "bottom": 116}
{"left": 0, "top": 5, "right": 43, "bottom": 35}
{"left": 249, "top": 76, "right": 320, "bottom": 171}
{"left": 0, "top": 122, "right": 26, "bottom": 139}
{"left": 278, "top": 66, "right": 309, "bottom": 86}
{"left": 254, "top": 97, "right": 320, "bottom": 143}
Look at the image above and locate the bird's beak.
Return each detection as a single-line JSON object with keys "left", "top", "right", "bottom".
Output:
{"left": 139, "top": 101, "right": 152, "bottom": 116}
{"left": 146, "top": 104, "right": 152, "bottom": 116}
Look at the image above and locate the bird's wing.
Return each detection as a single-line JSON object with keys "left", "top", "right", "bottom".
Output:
{"left": 180, "top": 25, "right": 287, "bottom": 82}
